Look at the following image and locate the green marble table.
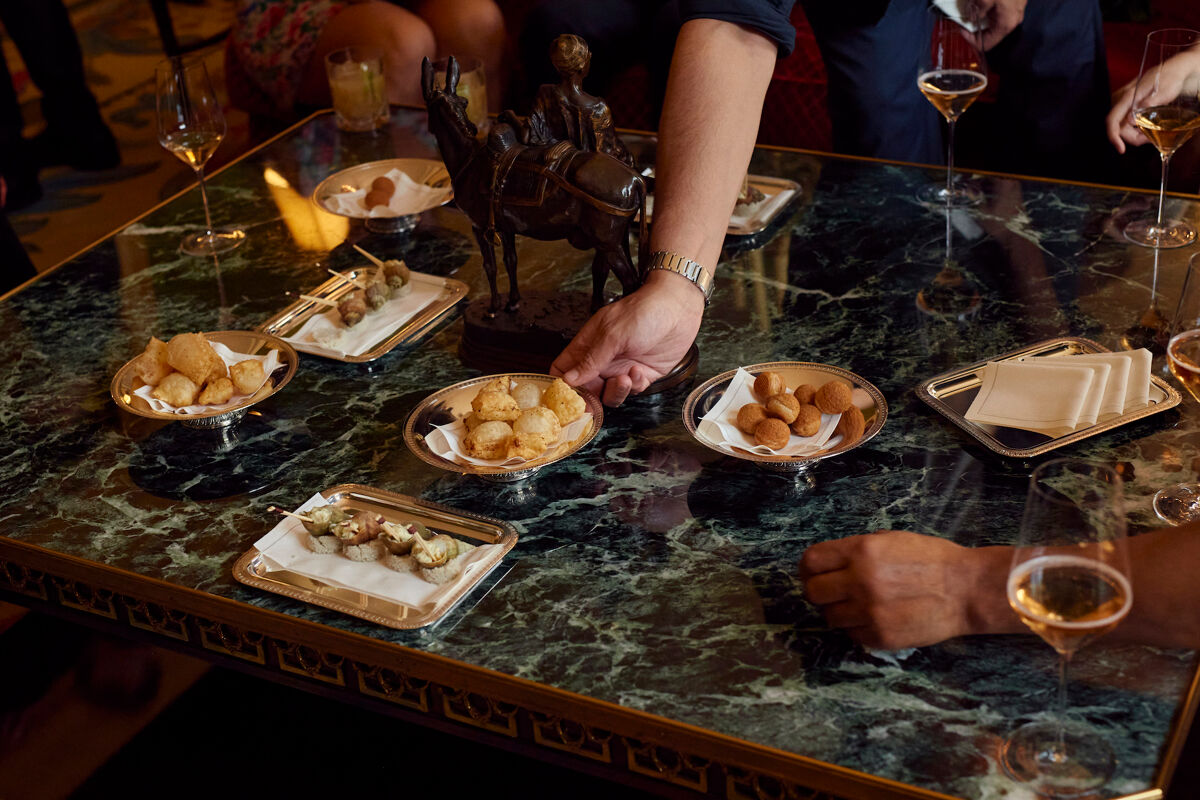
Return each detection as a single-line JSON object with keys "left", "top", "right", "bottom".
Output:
{"left": 2, "top": 108, "right": 1198, "bottom": 800}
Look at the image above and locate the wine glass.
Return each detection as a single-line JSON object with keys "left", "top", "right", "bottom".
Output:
{"left": 1154, "top": 252, "right": 1200, "bottom": 523}
{"left": 916, "top": 12, "right": 988, "bottom": 207}
{"left": 1122, "top": 28, "right": 1200, "bottom": 249}
{"left": 1002, "top": 459, "right": 1131, "bottom": 797}
{"left": 155, "top": 57, "right": 246, "bottom": 256}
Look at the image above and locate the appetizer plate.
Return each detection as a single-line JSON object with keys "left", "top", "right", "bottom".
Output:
{"left": 917, "top": 337, "right": 1181, "bottom": 458}
{"left": 233, "top": 484, "right": 517, "bottom": 629}
{"left": 257, "top": 267, "right": 468, "bottom": 363}
{"left": 110, "top": 330, "right": 298, "bottom": 429}
{"left": 404, "top": 373, "right": 603, "bottom": 483}
{"left": 683, "top": 361, "right": 888, "bottom": 473}
{"left": 312, "top": 157, "right": 452, "bottom": 234}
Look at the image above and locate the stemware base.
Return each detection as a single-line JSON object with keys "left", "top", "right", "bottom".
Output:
{"left": 917, "top": 181, "right": 983, "bottom": 208}
{"left": 1153, "top": 482, "right": 1200, "bottom": 525}
{"left": 1123, "top": 218, "right": 1196, "bottom": 249}
{"left": 181, "top": 228, "right": 247, "bottom": 256}
{"left": 1001, "top": 719, "right": 1115, "bottom": 797}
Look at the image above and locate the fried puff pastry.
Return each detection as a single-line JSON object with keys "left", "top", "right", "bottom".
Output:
{"left": 543, "top": 378, "right": 585, "bottom": 426}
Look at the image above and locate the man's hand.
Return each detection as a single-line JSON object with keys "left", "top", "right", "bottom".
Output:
{"left": 798, "top": 530, "right": 1017, "bottom": 650}
{"left": 974, "top": 0, "right": 1026, "bottom": 51}
{"left": 551, "top": 270, "right": 704, "bottom": 406}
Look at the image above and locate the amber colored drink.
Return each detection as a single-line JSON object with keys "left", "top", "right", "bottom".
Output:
{"left": 1169, "top": 329, "right": 1200, "bottom": 402}
{"left": 161, "top": 129, "right": 222, "bottom": 169}
{"left": 1134, "top": 104, "right": 1200, "bottom": 156}
{"left": 918, "top": 69, "right": 988, "bottom": 121}
{"left": 1008, "top": 555, "right": 1131, "bottom": 655}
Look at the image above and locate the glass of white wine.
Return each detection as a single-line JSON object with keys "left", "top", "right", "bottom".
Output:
{"left": 1154, "top": 252, "right": 1200, "bottom": 523}
{"left": 916, "top": 12, "right": 988, "bottom": 207}
{"left": 1002, "top": 459, "right": 1131, "bottom": 797}
{"left": 1122, "top": 28, "right": 1200, "bottom": 249}
{"left": 156, "top": 57, "right": 246, "bottom": 256}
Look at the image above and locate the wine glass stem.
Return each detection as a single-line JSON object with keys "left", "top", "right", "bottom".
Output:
{"left": 1155, "top": 152, "right": 1173, "bottom": 235}
{"left": 1056, "top": 651, "right": 1072, "bottom": 752}
{"left": 945, "top": 118, "right": 957, "bottom": 200}
{"left": 195, "top": 165, "right": 216, "bottom": 238}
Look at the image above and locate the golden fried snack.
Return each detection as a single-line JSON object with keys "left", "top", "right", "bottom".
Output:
{"left": 198, "top": 377, "right": 234, "bottom": 405}
{"left": 736, "top": 403, "right": 768, "bottom": 435}
{"left": 790, "top": 404, "right": 822, "bottom": 437}
{"left": 514, "top": 406, "right": 562, "bottom": 439}
{"left": 152, "top": 372, "right": 200, "bottom": 407}
{"left": 167, "top": 333, "right": 224, "bottom": 386}
{"left": 793, "top": 384, "right": 816, "bottom": 406}
{"left": 814, "top": 380, "right": 853, "bottom": 415}
{"left": 464, "top": 411, "right": 486, "bottom": 431}
{"left": 229, "top": 359, "right": 265, "bottom": 395}
{"left": 543, "top": 378, "right": 586, "bottom": 426}
{"left": 473, "top": 388, "right": 520, "bottom": 422}
{"left": 753, "top": 371, "right": 785, "bottom": 400}
{"left": 130, "top": 337, "right": 172, "bottom": 386}
{"left": 477, "top": 377, "right": 512, "bottom": 396}
{"left": 464, "top": 420, "right": 513, "bottom": 460}
{"left": 511, "top": 381, "right": 543, "bottom": 410}
{"left": 766, "top": 393, "right": 800, "bottom": 424}
{"left": 754, "top": 417, "right": 790, "bottom": 450}
{"left": 834, "top": 406, "right": 866, "bottom": 446}
{"left": 508, "top": 432, "right": 553, "bottom": 460}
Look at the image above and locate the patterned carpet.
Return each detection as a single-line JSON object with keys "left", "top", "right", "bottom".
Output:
{"left": 3, "top": 0, "right": 276, "bottom": 272}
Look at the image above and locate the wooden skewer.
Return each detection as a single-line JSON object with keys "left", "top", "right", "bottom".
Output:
{"left": 327, "top": 268, "right": 368, "bottom": 289}
{"left": 267, "top": 506, "right": 314, "bottom": 523}
{"left": 352, "top": 244, "right": 385, "bottom": 269}
{"left": 288, "top": 291, "right": 338, "bottom": 308}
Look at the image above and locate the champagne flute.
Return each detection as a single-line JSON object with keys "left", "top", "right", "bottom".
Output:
{"left": 1002, "top": 459, "right": 1131, "bottom": 797}
{"left": 156, "top": 57, "right": 246, "bottom": 256}
{"left": 916, "top": 12, "right": 988, "bottom": 207}
{"left": 1154, "top": 252, "right": 1200, "bottom": 523}
{"left": 1122, "top": 28, "right": 1200, "bottom": 249}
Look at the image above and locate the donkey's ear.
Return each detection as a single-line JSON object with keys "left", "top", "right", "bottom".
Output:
{"left": 420, "top": 56, "right": 433, "bottom": 102}
{"left": 447, "top": 55, "right": 460, "bottom": 95}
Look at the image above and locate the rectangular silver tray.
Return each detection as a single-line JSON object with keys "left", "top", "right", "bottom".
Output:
{"left": 257, "top": 269, "right": 468, "bottom": 363}
{"left": 233, "top": 483, "right": 517, "bottom": 629}
{"left": 916, "top": 337, "right": 1181, "bottom": 458}
{"left": 645, "top": 174, "right": 800, "bottom": 237}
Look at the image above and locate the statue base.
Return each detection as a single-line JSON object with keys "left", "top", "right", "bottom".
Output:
{"left": 459, "top": 291, "right": 697, "bottom": 395}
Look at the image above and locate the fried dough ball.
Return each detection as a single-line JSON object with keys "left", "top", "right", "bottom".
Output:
{"left": 130, "top": 337, "right": 172, "bottom": 386}
{"left": 513, "top": 406, "right": 562, "bottom": 439}
{"left": 472, "top": 385, "right": 521, "bottom": 422}
{"left": 793, "top": 384, "right": 816, "bottom": 406}
{"left": 543, "top": 378, "right": 586, "bottom": 425}
{"left": 511, "top": 381, "right": 542, "bottom": 410}
{"left": 814, "top": 380, "right": 853, "bottom": 415}
{"left": 790, "top": 404, "right": 822, "bottom": 437}
{"left": 464, "top": 420, "right": 513, "bottom": 460}
{"left": 736, "top": 403, "right": 768, "bottom": 435}
{"left": 152, "top": 372, "right": 200, "bottom": 407}
{"left": 766, "top": 393, "right": 800, "bottom": 424}
{"left": 477, "top": 377, "right": 511, "bottom": 396}
{"left": 834, "top": 406, "right": 866, "bottom": 446}
{"left": 754, "top": 417, "right": 790, "bottom": 450}
{"left": 464, "top": 411, "right": 486, "bottom": 431}
{"left": 508, "top": 432, "right": 553, "bottom": 460}
{"left": 371, "top": 176, "right": 396, "bottom": 196}
{"left": 229, "top": 359, "right": 265, "bottom": 395}
{"left": 753, "top": 371, "right": 785, "bottom": 400}
{"left": 167, "top": 333, "right": 224, "bottom": 386}
{"left": 198, "top": 377, "right": 234, "bottom": 405}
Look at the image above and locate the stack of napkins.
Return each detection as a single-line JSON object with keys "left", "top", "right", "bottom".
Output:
{"left": 964, "top": 349, "right": 1151, "bottom": 437}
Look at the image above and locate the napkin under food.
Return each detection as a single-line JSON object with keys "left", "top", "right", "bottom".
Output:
{"left": 283, "top": 272, "right": 444, "bottom": 358}
{"left": 428, "top": 411, "right": 594, "bottom": 467}
{"left": 253, "top": 492, "right": 498, "bottom": 614}
{"left": 133, "top": 343, "right": 281, "bottom": 415}
{"left": 324, "top": 168, "right": 451, "bottom": 218}
{"left": 698, "top": 367, "right": 843, "bottom": 456}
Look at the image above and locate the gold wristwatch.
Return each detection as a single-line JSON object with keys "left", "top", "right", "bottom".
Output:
{"left": 646, "top": 250, "right": 713, "bottom": 304}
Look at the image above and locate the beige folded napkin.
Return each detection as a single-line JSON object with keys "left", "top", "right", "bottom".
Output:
{"left": 964, "top": 361, "right": 1097, "bottom": 437}
{"left": 698, "top": 367, "right": 842, "bottom": 456}
{"left": 134, "top": 343, "right": 281, "bottom": 415}
{"left": 253, "top": 492, "right": 497, "bottom": 613}
{"left": 325, "top": 168, "right": 451, "bottom": 218}
{"left": 1020, "top": 353, "right": 1131, "bottom": 421}
{"left": 1016, "top": 360, "right": 1111, "bottom": 428}
{"left": 283, "top": 272, "right": 445, "bottom": 358}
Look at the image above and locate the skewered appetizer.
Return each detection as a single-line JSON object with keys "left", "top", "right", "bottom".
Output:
{"left": 331, "top": 261, "right": 413, "bottom": 328}
{"left": 129, "top": 332, "right": 270, "bottom": 410}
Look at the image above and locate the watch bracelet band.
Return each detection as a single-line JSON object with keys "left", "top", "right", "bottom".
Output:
{"left": 646, "top": 250, "right": 713, "bottom": 303}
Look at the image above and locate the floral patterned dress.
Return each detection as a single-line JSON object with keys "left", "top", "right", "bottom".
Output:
{"left": 230, "top": 0, "right": 348, "bottom": 114}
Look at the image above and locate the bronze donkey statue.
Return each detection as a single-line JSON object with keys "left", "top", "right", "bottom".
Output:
{"left": 421, "top": 56, "right": 648, "bottom": 316}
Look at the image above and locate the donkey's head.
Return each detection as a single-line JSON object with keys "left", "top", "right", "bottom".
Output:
{"left": 421, "top": 55, "right": 474, "bottom": 137}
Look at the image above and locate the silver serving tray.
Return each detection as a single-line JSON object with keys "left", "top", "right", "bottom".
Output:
{"left": 683, "top": 361, "right": 888, "bottom": 474}
{"left": 646, "top": 174, "right": 800, "bottom": 237}
{"left": 257, "top": 269, "right": 468, "bottom": 363}
{"left": 916, "top": 337, "right": 1181, "bottom": 458}
{"left": 233, "top": 483, "right": 517, "bottom": 629}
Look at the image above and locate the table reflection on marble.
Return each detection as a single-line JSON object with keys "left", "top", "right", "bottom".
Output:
{"left": 1, "top": 108, "right": 1197, "bottom": 800}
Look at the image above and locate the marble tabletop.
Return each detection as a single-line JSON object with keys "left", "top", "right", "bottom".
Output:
{"left": 2, "top": 108, "right": 1197, "bottom": 799}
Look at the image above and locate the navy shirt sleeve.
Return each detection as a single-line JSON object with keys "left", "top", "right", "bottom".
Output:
{"left": 678, "top": 0, "right": 798, "bottom": 57}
